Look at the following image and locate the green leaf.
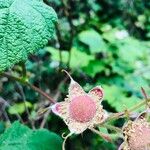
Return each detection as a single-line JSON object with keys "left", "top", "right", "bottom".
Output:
{"left": 0, "top": 121, "right": 62, "bottom": 150}
{"left": 117, "top": 37, "right": 149, "bottom": 63}
{"left": 102, "top": 28, "right": 120, "bottom": 42}
{"left": 82, "top": 60, "right": 105, "bottom": 77}
{"left": 88, "top": 0, "right": 101, "bottom": 11}
{"left": 78, "top": 29, "right": 106, "bottom": 53}
{"left": 0, "top": 0, "right": 57, "bottom": 72}
{"left": 46, "top": 47, "right": 94, "bottom": 68}
{"left": 103, "top": 85, "right": 142, "bottom": 112}
{"left": 8, "top": 102, "right": 32, "bottom": 115}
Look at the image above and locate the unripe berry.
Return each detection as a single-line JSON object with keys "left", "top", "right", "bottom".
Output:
{"left": 69, "top": 95, "right": 96, "bottom": 123}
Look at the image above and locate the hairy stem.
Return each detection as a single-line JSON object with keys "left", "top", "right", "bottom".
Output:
{"left": 107, "top": 99, "right": 149, "bottom": 121}
{"left": 100, "top": 124, "right": 122, "bottom": 133}
{"left": 90, "top": 127, "right": 112, "bottom": 142}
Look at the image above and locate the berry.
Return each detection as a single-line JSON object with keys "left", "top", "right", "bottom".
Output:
{"left": 69, "top": 95, "right": 96, "bottom": 123}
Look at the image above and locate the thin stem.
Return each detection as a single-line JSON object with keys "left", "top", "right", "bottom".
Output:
{"left": 141, "top": 87, "right": 149, "bottom": 100}
{"left": 2, "top": 105, "right": 11, "bottom": 125}
{"left": 0, "top": 72, "right": 56, "bottom": 104}
{"left": 68, "top": 51, "right": 72, "bottom": 69}
{"left": 128, "top": 100, "right": 147, "bottom": 113}
{"left": 107, "top": 99, "right": 149, "bottom": 121}
{"left": 100, "top": 124, "right": 122, "bottom": 133}
{"left": 16, "top": 83, "right": 35, "bottom": 129}
{"left": 20, "top": 62, "right": 27, "bottom": 78}
{"left": 0, "top": 97, "right": 23, "bottom": 122}
{"left": 40, "top": 108, "right": 51, "bottom": 128}
{"left": 40, "top": 77, "right": 68, "bottom": 128}
{"left": 55, "top": 23, "right": 63, "bottom": 65}
{"left": 90, "top": 127, "right": 112, "bottom": 142}
{"left": 31, "top": 85, "right": 56, "bottom": 103}
{"left": 141, "top": 87, "right": 150, "bottom": 108}
{"left": 60, "top": 0, "right": 75, "bottom": 68}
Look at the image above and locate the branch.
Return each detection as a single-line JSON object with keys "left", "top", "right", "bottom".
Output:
{"left": 20, "top": 62, "right": 27, "bottom": 78}
{"left": 0, "top": 97, "right": 23, "bottom": 122}
{"left": 40, "top": 76, "right": 68, "bottom": 128}
{"left": 55, "top": 23, "right": 63, "bottom": 65}
{"left": 0, "top": 72, "right": 56, "bottom": 104}
{"left": 40, "top": 108, "right": 51, "bottom": 128}
{"left": 107, "top": 99, "right": 149, "bottom": 121}
{"left": 16, "top": 83, "right": 35, "bottom": 129}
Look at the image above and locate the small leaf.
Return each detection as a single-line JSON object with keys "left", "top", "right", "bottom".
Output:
{"left": 8, "top": 102, "right": 32, "bottom": 115}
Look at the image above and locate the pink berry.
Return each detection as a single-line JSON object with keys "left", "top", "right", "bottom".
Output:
{"left": 69, "top": 95, "right": 96, "bottom": 123}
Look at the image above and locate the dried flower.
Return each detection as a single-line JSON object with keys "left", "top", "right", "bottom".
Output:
{"left": 119, "top": 118, "right": 150, "bottom": 150}
{"left": 51, "top": 70, "right": 107, "bottom": 134}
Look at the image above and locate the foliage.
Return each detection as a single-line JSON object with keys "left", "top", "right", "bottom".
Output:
{"left": 0, "top": 0, "right": 150, "bottom": 150}
{"left": 0, "top": 0, "right": 57, "bottom": 72}
{"left": 78, "top": 29, "right": 107, "bottom": 53}
{"left": 46, "top": 47, "right": 94, "bottom": 68}
{"left": 0, "top": 121, "right": 62, "bottom": 150}
{"left": 8, "top": 102, "right": 32, "bottom": 115}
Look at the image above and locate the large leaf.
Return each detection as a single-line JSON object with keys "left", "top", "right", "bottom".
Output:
{"left": 0, "top": 0, "right": 57, "bottom": 72}
{"left": 0, "top": 121, "right": 62, "bottom": 150}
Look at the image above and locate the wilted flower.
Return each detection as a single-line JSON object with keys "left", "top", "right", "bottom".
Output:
{"left": 51, "top": 71, "right": 107, "bottom": 134}
{"left": 119, "top": 118, "right": 150, "bottom": 150}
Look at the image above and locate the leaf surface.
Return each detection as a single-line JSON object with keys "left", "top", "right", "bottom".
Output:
{"left": 0, "top": 121, "right": 62, "bottom": 150}
{"left": 0, "top": 0, "right": 57, "bottom": 72}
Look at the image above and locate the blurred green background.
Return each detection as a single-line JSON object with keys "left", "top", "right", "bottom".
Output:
{"left": 0, "top": 0, "right": 150, "bottom": 149}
